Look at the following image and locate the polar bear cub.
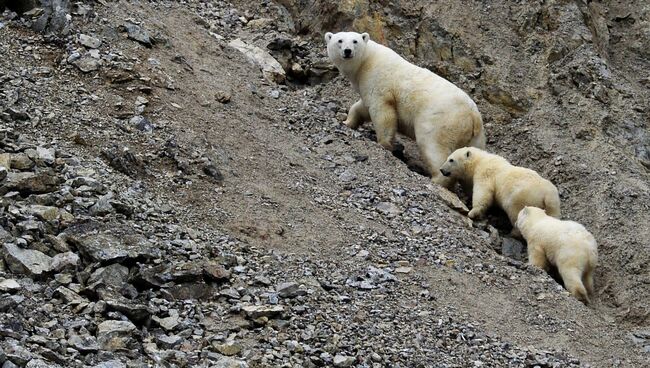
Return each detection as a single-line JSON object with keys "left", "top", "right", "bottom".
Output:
{"left": 324, "top": 31, "right": 485, "bottom": 187}
{"left": 439, "top": 147, "right": 561, "bottom": 233}
{"left": 516, "top": 206, "right": 598, "bottom": 304}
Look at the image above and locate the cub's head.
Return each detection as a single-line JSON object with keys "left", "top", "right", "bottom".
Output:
{"left": 439, "top": 147, "right": 474, "bottom": 178}
{"left": 324, "top": 31, "right": 370, "bottom": 64}
{"left": 515, "top": 206, "right": 546, "bottom": 229}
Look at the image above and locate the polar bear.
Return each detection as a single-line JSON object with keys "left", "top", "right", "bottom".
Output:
{"left": 325, "top": 31, "right": 485, "bottom": 187}
{"left": 516, "top": 206, "right": 598, "bottom": 304}
{"left": 439, "top": 147, "right": 561, "bottom": 234}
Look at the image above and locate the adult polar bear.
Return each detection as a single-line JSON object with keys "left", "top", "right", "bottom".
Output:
{"left": 325, "top": 31, "right": 486, "bottom": 187}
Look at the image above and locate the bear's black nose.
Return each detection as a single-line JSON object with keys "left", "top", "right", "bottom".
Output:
{"left": 343, "top": 48, "right": 352, "bottom": 57}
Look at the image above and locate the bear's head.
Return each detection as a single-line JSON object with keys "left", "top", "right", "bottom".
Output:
{"left": 439, "top": 147, "right": 475, "bottom": 178}
{"left": 325, "top": 31, "right": 370, "bottom": 65}
{"left": 515, "top": 206, "right": 546, "bottom": 229}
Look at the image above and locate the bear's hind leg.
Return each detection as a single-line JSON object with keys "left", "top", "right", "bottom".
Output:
{"left": 559, "top": 267, "right": 590, "bottom": 304}
{"left": 369, "top": 103, "right": 398, "bottom": 151}
{"left": 584, "top": 268, "right": 595, "bottom": 296}
{"left": 345, "top": 99, "right": 370, "bottom": 129}
{"left": 416, "top": 138, "right": 453, "bottom": 188}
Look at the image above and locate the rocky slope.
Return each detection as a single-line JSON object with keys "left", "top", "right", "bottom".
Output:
{"left": 0, "top": 0, "right": 648, "bottom": 367}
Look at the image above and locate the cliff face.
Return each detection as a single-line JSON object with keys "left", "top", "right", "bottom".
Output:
{"left": 0, "top": 0, "right": 648, "bottom": 367}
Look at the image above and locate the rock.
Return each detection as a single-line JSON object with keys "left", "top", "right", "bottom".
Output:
{"left": 123, "top": 22, "right": 152, "bottom": 47}
{"left": 432, "top": 186, "right": 469, "bottom": 214}
{"left": 129, "top": 115, "right": 153, "bottom": 133}
{"left": 36, "top": 146, "right": 55, "bottom": 165}
{"left": 65, "top": 225, "right": 161, "bottom": 263}
{"left": 501, "top": 237, "right": 527, "bottom": 261}
{"left": 68, "top": 334, "right": 100, "bottom": 353}
{"left": 9, "top": 153, "right": 34, "bottom": 170}
{"left": 91, "top": 360, "right": 126, "bottom": 368}
{"left": 152, "top": 310, "right": 180, "bottom": 331}
{"left": 338, "top": 169, "right": 356, "bottom": 182}
{"left": 1, "top": 171, "right": 61, "bottom": 195}
{"left": 0, "top": 279, "right": 21, "bottom": 292}
{"left": 25, "top": 359, "right": 62, "bottom": 368}
{"left": 346, "top": 266, "right": 397, "bottom": 290}
{"left": 276, "top": 282, "right": 306, "bottom": 298}
{"left": 395, "top": 266, "right": 412, "bottom": 274}
{"left": 79, "top": 34, "right": 102, "bottom": 48}
{"left": 220, "top": 288, "right": 240, "bottom": 299}
{"left": 211, "top": 357, "right": 248, "bottom": 368}
{"left": 333, "top": 354, "right": 355, "bottom": 367}
{"left": 228, "top": 38, "right": 285, "bottom": 84}
{"left": 97, "top": 320, "right": 137, "bottom": 351}
{"left": 73, "top": 55, "right": 101, "bottom": 72}
{"left": 54, "top": 286, "right": 87, "bottom": 304}
{"left": 3, "top": 243, "right": 52, "bottom": 277}
{"left": 155, "top": 334, "right": 183, "bottom": 349}
{"left": 241, "top": 305, "right": 284, "bottom": 319}
{"left": 104, "top": 297, "right": 151, "bottom": 323}
{"left": 375, "top": 202, "right": 402, "bottom": 217}
{"left": 27, "top": 205, "right": 60, "bottom": 221}
{"left": 212, "top": 341, "right": 243, "bottom": 356}
{"left": 203, "top": 262, "right": 231, "bottom": 282}
{"left": 50, "top": 252, "right": 79, "bottom": 271}
{"left": 0, "top": 295, "right": 24, "bottom": 312}
{"left": 215, "top": 90, "right": 231, "bottom": 103}
{"left": 101, "top": 144, "right": 145, "bottom": 178}
{"left": 203, "top": 164, "right": 224, "bottom": 183}
{"left": 88, "top": 264, "right": 129, "bottom": 289}
{"left": 0, "top": 166, "right": 7, "bottom": 182}
{"left": 89, "top": 195, "right": 114, "bottom": 216}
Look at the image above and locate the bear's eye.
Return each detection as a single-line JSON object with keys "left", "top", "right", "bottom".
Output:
{"left": 338, "top": 40, "right": 343, "bottom": 44}
{"left": 353, "top": 40, "right": 358, "bottom": 44}
{"left": 449, "top": 159, "right": 454, "bottom": 163}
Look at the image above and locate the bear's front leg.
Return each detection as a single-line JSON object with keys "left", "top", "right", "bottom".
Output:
{"left": 344, "top": 99, "right": 370, "bottom": 129}
{"left": 369, "top": 102, "right": 398, "bottom": 151}
{"left": 468, "top": 183, "right": 492, "bottom": 219}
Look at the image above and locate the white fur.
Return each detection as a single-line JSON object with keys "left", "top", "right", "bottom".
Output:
{"left": 325, "top": 31, "right": 485, "bottom": 187}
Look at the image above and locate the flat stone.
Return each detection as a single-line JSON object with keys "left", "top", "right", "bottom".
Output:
{"left": 211, "top": 357, "right": 248, "bottom": 368}
{"left": 333, "top": 354, "right": 356, "bottom": 367}
{"left": 91, "top": 360, "right": 126, "bottom": 368}
{"left": 65, "top": 224, "right": 161, "bottom": 264}
{"left": 54, "top": 286, "right": 87, "bottom": 305}
{"left": 2, "top": 171, "right": 61, "bottom": 195}
{"left": 68, "top": 334, "right": 100, "bottom": 353}
{"left": 276, "top": 282, "right": 306, "bottom": 298}
{"left": 25, "top": 359, "right": 62, "bottom": 368}
{"left": 97, "top": 320, "right": 136, "bottom": 351}
{"left": 0, "top": 279, "right": 21, "bottom": 292}
{"left": 79, "top": 34, "right": 102, "bottom": 48}
{"left": 155, "top": 334, "right": 183, "bottom": 349}
{"left": 241, "top": 305, "right": 284, "bottom": 319}
{"left": 73, "top": 55, "right": 101, "bottom": 72}
{"left": 433, "top": 186, "right": 469, "bottom": 214}
{"left": 36, "top": 146, "right": 55, "bottom": 165}
{"left": 395, "top": 266, "right": 413, "bottom": 274}
{"left": 212, "top": 341, "right": 242, "bottom": 356}
{"left": 123, "top": 22, "right": 152, "bottom": 47}
{"left": 88, "top": 264, "right": 129, "bottom": 289}
{"left": 152, "top": 310, "right": 180, "bottom": 331}
{"left": 3, "top": 243, "right": 52, "bottom": 277}
{"left": 9, "top": 153, "right": 34, "bottom": 170}
{"left": 0, "top": 166, "right": 7, "bottom": 182}
{"left": 228, "top": 38, "right": 285, "bottom": 84}
{"left": 50, "top": 252, "right": 80, "bottom": 272}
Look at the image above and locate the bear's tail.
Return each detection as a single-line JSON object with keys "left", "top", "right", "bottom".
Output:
{"left": 468, "top": 110, "right": 486, "bottom": 149}
{"left": 543, "top": 190, "right": 561, "bottom": 218}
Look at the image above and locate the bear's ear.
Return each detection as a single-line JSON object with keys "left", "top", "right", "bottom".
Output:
{"left": 325, "top": 32, "right": 333, "bottom": 43}
{"left": 361, "top": 33, "right": 369, "bottom": 42}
